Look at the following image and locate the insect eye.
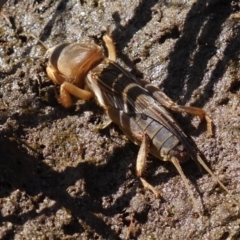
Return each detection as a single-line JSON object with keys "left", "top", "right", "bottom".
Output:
{"left": 141, "top": 113, "right": 147, "bottom": 120}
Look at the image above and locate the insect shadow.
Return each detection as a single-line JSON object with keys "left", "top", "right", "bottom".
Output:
{"left": 0, "top": 133, "right": 138, "bottom": 239}
{"left": 161, "top": 0, "right": 240, "bottom": 105}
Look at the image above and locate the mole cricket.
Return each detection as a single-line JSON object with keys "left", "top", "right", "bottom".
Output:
{"left": 44, "top": 34, "right": 231, "bottom": 214}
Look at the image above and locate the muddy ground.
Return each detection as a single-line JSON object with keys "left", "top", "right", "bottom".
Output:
{"left": 0, "top": 0, "right": 240, "bottom": 239}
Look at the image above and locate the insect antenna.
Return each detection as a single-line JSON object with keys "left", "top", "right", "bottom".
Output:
{"left": 195, "top": 154, "right": 230, "bottom": 194}
{"left": 19, "top": 33, "right": 48, "bottom": 50}
{"left": 170, "top": 156, "right": 202, "bottom": 215}
{"left": 181, "top": 137, "right": 235, "bottom": 202}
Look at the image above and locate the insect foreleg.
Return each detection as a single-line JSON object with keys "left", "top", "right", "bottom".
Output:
{"left": 59, "top": 82, "right": 93, "bottom": 108}
{"left": 141, "top": 81, "right": 213, "bottom": 137}
{"left": 102, "top": 34, "right": 116, "bottom": 61}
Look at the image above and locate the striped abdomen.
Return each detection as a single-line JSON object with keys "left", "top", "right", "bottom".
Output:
{"left": 134, "top": 109, "right": 189, "bottom": 162}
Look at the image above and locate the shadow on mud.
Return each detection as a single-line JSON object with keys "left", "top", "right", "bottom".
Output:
{"left": 161, "top": 0, "right": 240, "bottom": 105}
{"left": 0, "top": 134, "right": 137, "bottom": 238}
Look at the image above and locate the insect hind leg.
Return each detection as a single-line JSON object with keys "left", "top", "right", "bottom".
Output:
{"left": 170, "top": 105, "right": 213, "bottom": 137}
{"left": 136, "top": 134, "right": 160, "bottom": 199}
{"left": 141, "top": 81, "right": 213, "bottom": 137}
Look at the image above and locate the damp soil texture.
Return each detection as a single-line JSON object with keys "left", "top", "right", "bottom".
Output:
{"left": 0, "top": 0, "right": 240, "bottom": 239}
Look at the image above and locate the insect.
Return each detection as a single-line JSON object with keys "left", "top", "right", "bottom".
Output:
{"left": 45, "top": 34, "right": 230, "bottom": 214}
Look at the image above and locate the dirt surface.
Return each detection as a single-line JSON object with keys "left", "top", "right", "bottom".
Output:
{"left": 0, "top": 0, "right": 240, "bottom": 239}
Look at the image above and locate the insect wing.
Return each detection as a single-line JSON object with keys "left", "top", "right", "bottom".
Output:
{"left": 89, "top": 61, "right": 198, "bottom": 160}
{"left": 89, "top": 61, "right": 155, "bottom": 112}
{"left": 88, "top": 59, "right": 230, "bottom": 199}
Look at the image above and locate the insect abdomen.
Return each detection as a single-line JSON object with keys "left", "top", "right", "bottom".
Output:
{"left": 135, "top": 112, "right": 188, "bottom": 162}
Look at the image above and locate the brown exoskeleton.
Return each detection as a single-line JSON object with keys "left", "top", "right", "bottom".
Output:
{"left": 46, "top": 34, "right": 231, "bottom": 214}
